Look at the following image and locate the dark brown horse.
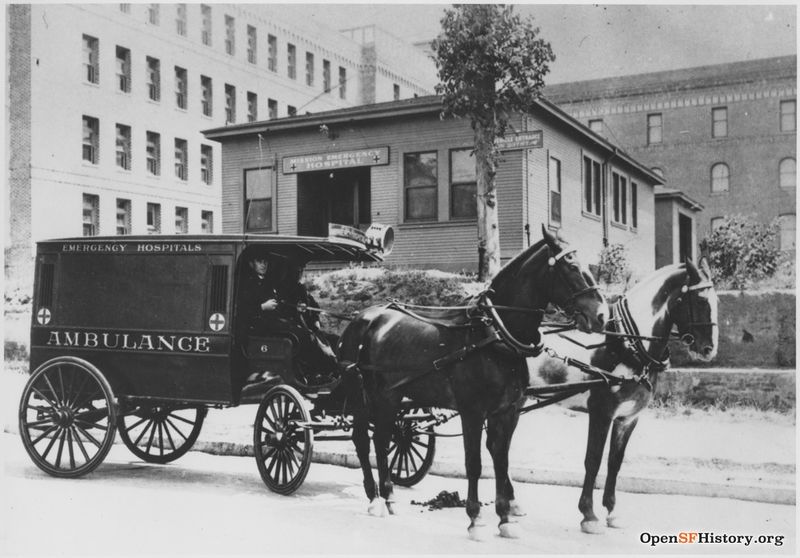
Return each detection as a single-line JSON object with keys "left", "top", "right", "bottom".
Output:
{"left": 529, "top": 259, "right": 718, "bottom": 534}
{"left": 337, "top": 227, "right": 607, "bottom": 540}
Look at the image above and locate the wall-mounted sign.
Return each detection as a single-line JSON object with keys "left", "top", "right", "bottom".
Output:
{"left": 496, "top": 130, "right": 543, "bottom": 151}
{"left": 283, "top": 147, "right": 390, "bottom": 174}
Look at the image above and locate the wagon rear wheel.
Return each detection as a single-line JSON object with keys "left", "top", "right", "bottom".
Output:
{"left": 118, "top": 405, "right": 207, "bottom": 464}
{"left": 389, "top": 407, "right": 436, "bottom": 487}
{"left": 254, "top": 385, "right": 313, "bottom": 495}
{"left": 18, "top": 357, "right": 117, "bottom": 478}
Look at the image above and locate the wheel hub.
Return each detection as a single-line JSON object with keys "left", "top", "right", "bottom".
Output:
{"left": 54, "top": 406, "right": 74, "bottom": 427}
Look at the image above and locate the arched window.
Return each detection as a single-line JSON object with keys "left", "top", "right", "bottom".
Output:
{"left": 710, "top": 163, "right": 729, "bottom": 193}
{"left": 779, "top": 158, "right": 796, "bottom": 189}
{"left": 651, "top": 167, "right": 664, "bottom": 179}
{"left": 777, "top": 214, "right": 796, "bottom": 251}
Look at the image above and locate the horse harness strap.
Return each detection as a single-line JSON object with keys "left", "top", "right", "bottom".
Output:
{"left": 610, "top": 299, "right": 668, "bottom": 391}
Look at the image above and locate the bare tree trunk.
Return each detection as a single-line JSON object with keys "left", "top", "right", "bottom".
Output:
{"left": 474, "top": 120, "right": 501, "bottom": 282}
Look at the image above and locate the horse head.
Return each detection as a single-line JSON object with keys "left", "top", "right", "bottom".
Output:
{"left": 490, "top": 226, "right": 608, "bottom": 338}
{"left": 668, "top": 258, "right": 719, "bottom": 361}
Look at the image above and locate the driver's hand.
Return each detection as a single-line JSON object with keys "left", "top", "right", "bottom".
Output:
{"left": 261, "top": 299, "right": 279, "bottom": 311}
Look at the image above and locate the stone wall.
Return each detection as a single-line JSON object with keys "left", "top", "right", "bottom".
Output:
{"left": 655, "top": 369, "right": 795, "bottom": 411}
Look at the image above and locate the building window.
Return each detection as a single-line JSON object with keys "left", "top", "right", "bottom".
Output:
{"left": 778, "top": 214, "right": 796, "bottom": 251}
{"left": 712, "top": 107, "right": 727, "bottom": 138}
{"left": 710, "top": 163, "right": 730, "bottom": 193}
{"left": 175, "top": 66, "right": 187, "bottom": 109}
{"left": 549, "top": 156, "right": 562, "bottom": 225}
{"left": 176, "top": 4, "right": 187, "bottom": 36}
{"left": 630, "top": 181, "right": 638, "bottom": 229}
{"left": 323, "top": 59, "right": 331, "bottom": 93}
{"left": 287, "top": 43, "right": 296, "bottom": 79}
{"left": 146, "top": 131, "right": 160, "bottom": 175}
{"left": 201, "top": 4, "right": 212, "bottom": 46}
{"left": 780, "top": 158, "right": 796, "bottom": 189}
{"left": 246, "top": 25, "right": 257, "bottom": 64}
{"left": 393, "top": 84, "right": 400, "bottom": 101}
{"left": 780, "top": 100, "right": 796, "bottom": 132}
{"left": 305, "top": 52, "right": 314, "bottom": 86}
{"left": 651, "top": 167, "right": 664, "bottom": 179}
{"left": 588, "top": 119, "right": 603, "bottom": 134}
{"left": 200, "top": 144, "right": 213, "bottom": 184}
{"left": 201, "top": 75, "right": 212, "bottom": 117}
{"left": 710, "top": 217, "right": 725, "bottom": 232}
{"left": 201, "top": 211, "right": 214, "bottom": 234}
{"left": 119, "top": 4, "right": 130, "bottom": 14}
{"left": 82, "top": 115, "right": 99, "bottom": 164}
{"left": 175, "top": 207, "right": 188, "bottom": 234}
{"left": 247, "top": 92, "right": 257, "bottom": 122}
{"left": 225, "top": 15, "right": 235, "bottom": 56}
{"left": 268, "top": 98, "right": 278, "bottom": 119}
{"left": 148, "top": 4, "right": 159, "bottom": 25}
{"left": 612, "top": 171, "right": 627, "bottom": 225}
{"left": 116, "top": 198, "right": 131, "bottom": 235}
{"left": 115, "top": 124, "right": 131, "bottom": 170}
{"left": 339, "top": 66, "right": 347, "bottom": 99}
{"left": 404, "top": 152, "right": 438, "bottom": 221}
{"left": 450, "top": 149, "right": 476, "bottom": 220}
{"left": 583, "top": 155, "right": 601, "bottom": 217}
{"left": 146, "top": 56, "right": 160, "bottom": 101}
{"left": 267, "top": 35, "right": 277, "bottom": 72}
{"left": 647, "top": 113, "right": 662, "bottom": 145}
{"left": 245, "top": 168, "right": 274, "bottom": 232}
{"left": 287, "top": 105, "right": 297, "bottom": 117}
{"left": 83, "top": 35, "right": 99, "bottom": 84}
{"left": 83, "top": 194, "right": 99, "bottom": 236}
{"left": 174, "top": 138, "right": 188, "bottom": 181}
{"left": 225, "top": 84, "right": 236, "bottom": 124}
{"left": 115, "top": 46, "right": 130, "bottom": 92}
{"left": 147, "top": 203, "right": 161, "bottom": 234}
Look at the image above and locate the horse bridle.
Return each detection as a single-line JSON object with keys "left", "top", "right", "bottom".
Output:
{"left": 667, "top": 278, "right": 716, "bottom": 347}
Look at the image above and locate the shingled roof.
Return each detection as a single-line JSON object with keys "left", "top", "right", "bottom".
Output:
{"left": 544, "top": 55, "right": 797, "bottom": 104}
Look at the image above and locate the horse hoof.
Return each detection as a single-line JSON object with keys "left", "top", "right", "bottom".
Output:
{"left": 498, "top": 522, "right": 521, "bottom": 539}
{"left": 367, "top": 498, "right": 387, "bottom": 517}
{"left": 386, "top": 500, "right": 398, "bottom": 516}
{"left": 581, "top": 520, "right": 605, "bottom": 535}
{"left": 509, "top": 500, "right": 526, "bottom": 517}
{"left": 467, "top": 524, "right": 488, "bottom": 542}
{"left": 606, "top": 514, "right": 624, "bottom": 529}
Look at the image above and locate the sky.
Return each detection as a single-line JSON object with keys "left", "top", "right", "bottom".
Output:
{"left": 281, "top": 3, "right": 797, "bottom": 84}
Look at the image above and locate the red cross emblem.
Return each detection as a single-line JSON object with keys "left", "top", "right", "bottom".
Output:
{"left": 209, "top": 313, "right": 226, "bottom": 331}
{"left": 36, "top": 307, "right": 51, "bottom": 325}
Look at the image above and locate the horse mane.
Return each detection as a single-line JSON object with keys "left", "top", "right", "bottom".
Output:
{"left": 489, "top": 238, "right": 548, "bottom": 290}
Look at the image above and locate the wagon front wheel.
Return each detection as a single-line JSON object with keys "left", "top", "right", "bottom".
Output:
{"left": 389, "top": 407, "right": 436, "bottom": 487}
{"left": 18, "top": 357, "right": 117, "bottom": 478}
{"left": 118, "top": 405, "right": 207, "bottom": 464}
{"left": 254, "top": 385, "right": 313, "bottom": 495}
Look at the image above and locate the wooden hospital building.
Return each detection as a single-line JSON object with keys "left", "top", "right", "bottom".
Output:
{"left": 204, "top": 96, "right": 666, "bottom": 273}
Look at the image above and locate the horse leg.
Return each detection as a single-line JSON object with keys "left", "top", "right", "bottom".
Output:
{"left": 373, "top": 413, "right": 397, "bottom": 515}
{"left": 603, "top": 417, "right": 638, "bottom": 529}
{"left": 461, "top": 411, "right": 486, "bottom": 541}
{"left": 579, "top": 393, "right": 613, "bottom": 535}
{"left": 352, "top": 410, "right": 382, "bottom": 516}
{"left": 486, "top": 409, "right": 521, "bottom": 539}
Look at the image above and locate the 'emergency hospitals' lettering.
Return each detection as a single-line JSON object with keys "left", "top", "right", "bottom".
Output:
{"left": 60, "top": 243, "right": 203, "bottom": 253}
{"left": 46, "top": 331, "right": 212, "bottom": 353}
{"left": 283, "top": 147, "right": 389, "bottom": 174}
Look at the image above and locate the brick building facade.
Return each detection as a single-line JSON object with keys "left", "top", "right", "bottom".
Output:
{"left": 5, "top": 4, "right": 436, "bottom": 289}
{"left": 204, "top": 96, "right": 662, "bottom": 273}
{"left": 545, "top": 56, "right": 797, "bottom": 254}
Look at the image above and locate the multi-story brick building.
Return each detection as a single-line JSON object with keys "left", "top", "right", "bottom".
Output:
{"left": 6, "top": 4, "right": 436, "bottom": 287}
{"left": 545, "top": 55, "right": 797, "bottom": 259}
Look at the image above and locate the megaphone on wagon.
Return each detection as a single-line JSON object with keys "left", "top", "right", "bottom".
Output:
{"left": 328, "top": 222, "right": 394, "bottom": 258}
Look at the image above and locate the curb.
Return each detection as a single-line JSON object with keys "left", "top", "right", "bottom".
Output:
{"left": 191, "top": 440, "right": 796, "bottom": 506}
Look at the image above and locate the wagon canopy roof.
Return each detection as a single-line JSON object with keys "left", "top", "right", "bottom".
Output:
{"left": 39, "top": 234, "right": 384, "bottom": 263}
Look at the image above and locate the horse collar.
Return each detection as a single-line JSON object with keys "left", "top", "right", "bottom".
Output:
{"left": 612, "top": 298, "right": 669, "bottom": 373}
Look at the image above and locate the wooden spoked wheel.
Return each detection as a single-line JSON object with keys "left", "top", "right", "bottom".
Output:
{"left": 118, "top": 405, "right": 207, "bottom": 464}
{"left": 18, "top": 357, "right": 117, "bottom": 478}
{"left": 253, "top": 385, "right": 313, "bottom": 495}
{"left": 389, "top": 407, "right": 436, "bottom": 487}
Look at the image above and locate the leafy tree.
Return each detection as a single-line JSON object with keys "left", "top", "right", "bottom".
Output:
{"left": 431, "top": 4, "right": 555, "bottom": 280}
{"left": 699, "top": 215, "right": 782, "bottom": 289}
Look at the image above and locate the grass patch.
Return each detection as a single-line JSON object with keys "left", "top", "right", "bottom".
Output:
{"left": 649, "top": 396, "right": 795, "bottom": 425}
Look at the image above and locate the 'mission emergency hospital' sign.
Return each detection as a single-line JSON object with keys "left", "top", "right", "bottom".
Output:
{"left": 283, "top": 147, "right": 389, "bottom": 174}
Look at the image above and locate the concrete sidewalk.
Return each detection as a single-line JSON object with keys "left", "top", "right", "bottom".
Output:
{"left": 3, "top": 369, "right": 794, "bottom": 505}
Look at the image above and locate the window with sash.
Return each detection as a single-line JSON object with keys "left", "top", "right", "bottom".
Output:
{"left": 83, "top": 35, "right": 99, "bottom": 84}
{"left": 200, "top": 144, "right": 213, "bottom": 184}
{"left": 116, "top": 199, "right": 131, "bottom": 235}
{"left": 305, "top": 52, "right": 314, "bottom": 86}
{"left": 225, "top": 84, "right": 236, "bottom": 124}
{"left": 175, "top": 4, "right": 187, "bottom": 36}
{"left": 323, "top": 59, "right": 331, "bottom": 93}
{"left": 146, "top": 56, "right": 160, "bottom": 101}
{"left": 287, "top": 43, "right": 296, "bottom": 79}
{"left": 147, "top": 203, "right": 161, "bottom": 234}
{"left": 582, "top": 155, "right": 602, "bottom": 217}
{"left": 201, "top": 211, "right": 214, "bottom": 234}
{"left": 712, "top": 107, "right": 728, "bottom": 138}
{"left": 146, "top": 131, "right": 160, "bottom": 175}
{"left": 549, "top": 156, "right": 562, "bottom": 225}
{"left": 201, "top": 5, "right": 212, "bottom": 46}
{"left": 82, "top": 116, "right": 99, "bottom": 164}
{"left": 247, "top": 25, "right": 257, "bottom": 64}
{"left": 201, "top": 75, "right": 212, "bottom": 117}
{"left": 116, "top": 46, "right": 130, "bottom": 92}
{"left": 710, "top": 163, "right": 730, "bottom": 193}
{"left": 245, "top": 168, "right": 274, "bottom": 232}
{"left": 83, "top": 194, "right": 99, "bottom": 236}
{"left": 115, "top": 124, "right": 131, "bottom": 170}
{"left": 175, "top": 207, "right": 188, "bottom": 234}
{"left": 268, "top": 35, "right": 277, "bottom": 72}
{"left": 175, "top": 66, "right": 187, "bottom": 109}
{"left": 647, "top": 113, "right": 662, "bottom": 145}
{"left": 404, "top": 152, "right": 438, "bottom": 221}
{"left": 339, "top": 67, "right": 347, "bottom": 99}
{"left": 225, "top": 15, "right": 235, "bottom": 55}
{"left": 450, "top": 149, "right": 476, "bottom": 220}
{"left": 780, "top": 100, "right": 796, "bottom": 132}
{"left": 174, "top": 138, "right": 188, "bottom": 181}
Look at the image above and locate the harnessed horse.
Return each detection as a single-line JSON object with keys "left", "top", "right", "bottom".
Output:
{"left": 336, "top": 227, "right": 608, "bottom": 540}
{"left": 528, "top": 259, "right": 718, "bottom": 534}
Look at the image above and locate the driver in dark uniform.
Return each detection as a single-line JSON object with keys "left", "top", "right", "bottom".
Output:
{"left": 237, "top": 255, "right": 279, "bottom": 338}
